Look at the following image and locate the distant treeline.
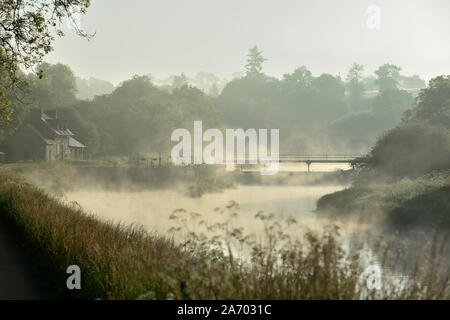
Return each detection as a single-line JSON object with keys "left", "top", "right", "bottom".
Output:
{"left": 0, "top": 47, "right": 436, "bottom": 159}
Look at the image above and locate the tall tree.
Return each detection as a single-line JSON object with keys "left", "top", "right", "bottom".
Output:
{"left": 245, "top": 46, "right": 267, "bottom": 76}
{"left": 24, "top": 62, "right": 78, "bottom": 109}
{"left": 405, "top": 76, "right": 450, "bottom": 128}
{"left": 172, "top": 73, "right": 188, "bottom": 89}
{"left": 0, "top": 0, "right": 92, "bottom": 123}
{"left": 346, "top": 63, "right": 365, "bottom": 109}
{"left": 374, "top": 64, "right": 402, "bottom": 92}
{"left": 282, "top": 66, "right": 313, "bottom": 88}
{"left": 313, "top": 73, "right": 345, "bottom": 99}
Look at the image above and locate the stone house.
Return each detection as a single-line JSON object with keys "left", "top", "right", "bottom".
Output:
{"left": 2, "top": 108, "right": 85, "bottom": 162}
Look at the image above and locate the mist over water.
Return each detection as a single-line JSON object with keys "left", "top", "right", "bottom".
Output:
{"left": 65, "top": 183, "right": 389, "bottom": 284}
{"left": 65, "top": 184, "right": 347, "bottom": 237}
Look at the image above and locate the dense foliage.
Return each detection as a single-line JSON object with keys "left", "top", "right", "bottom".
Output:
{"left": 0, "top": 47, "right": 431, "bottom": 158}
{"left": 360, "top": 76, "right": 450, "bottom": 178}
{"left": 317, "top": 76, "right": 450, "bottom": 231}
{"left": 0, "top": 0, "right": 91, "bottom": 122}
{"left": 362, "top": 122, "right": 450, "bottom": 178}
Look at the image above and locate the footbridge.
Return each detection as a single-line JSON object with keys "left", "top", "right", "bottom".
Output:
{"left": 83, "top": 153, "right": 366, "bottom": 173}
{"left": 236, "top": 154, "right": 365, "bottom": 172}
{"left": 279, "top": 154, "right": 364, "bottom": 172}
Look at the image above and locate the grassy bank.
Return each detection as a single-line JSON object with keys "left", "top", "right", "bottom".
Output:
{"left": 0, "top": 171, "right": 449, "bottom": 299}
{"left": 316, "top": 170, "right": 450, "bottom": 230}
{"left": 0, "top": 171, "right": 184, "bottom": 299}
{"left": 0, "top": 162, "right": 78, "bottom": 196}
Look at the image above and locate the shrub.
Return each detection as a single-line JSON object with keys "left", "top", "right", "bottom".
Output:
{"left": 363, "top": 121, "right": 450, "bottom": 178}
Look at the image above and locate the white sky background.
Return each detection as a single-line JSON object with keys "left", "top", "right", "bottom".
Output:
{"left": 46, "top": 0, "right": 450, "bottom": 85}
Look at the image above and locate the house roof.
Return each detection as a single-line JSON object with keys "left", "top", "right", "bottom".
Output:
{"left": 27, "top": 124, "right": 55, "bottom": 145}
{"left": 52, "top": 128, "right": 74, "bottom": 136}
{"left": 44, "top": 118, "right": 74, "bottom": 137}
{"left": 69, "top": 137, "right": 86, "bottom": 148}
{"left": 26, "top": 108, "right": 82, "bottom": 147}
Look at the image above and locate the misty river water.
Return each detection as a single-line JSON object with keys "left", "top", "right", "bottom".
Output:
{"left": 65, "top": 162, "right": 354, "bottom": 235}
{"left": 65, "top": 185, "right": 348, "bottom": 236}
{"left": 65, "top": 182, "right": 406, "bottom": 293}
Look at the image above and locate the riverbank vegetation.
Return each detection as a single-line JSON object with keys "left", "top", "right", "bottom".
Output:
{"left": 317, "top": 170, "right": 450, "bottom": 229}
{"left": 317, "top": 76, "right": 450, "bottom": 231}
{"left": 0, "top": 171, "right": 448, "bottom": 299}
{"left": 0, "top": 50, "right": 427, "bottom": 158}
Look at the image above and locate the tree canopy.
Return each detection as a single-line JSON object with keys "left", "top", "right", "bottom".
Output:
{"left": 0, "top": 0, "right": 91, "bottom": 122}
{"left": 374, "top": 64, "right": 402, "bottom": 92}
{"left": 346, "top": 63, "right": 365, "bottom": 110}
{"left": 405, "top": 76, "right": 450, "bottom": 128}
{"left": 245, "top": 46, "right": 267, "bottom": 76}
{"left": 0, "top": 48, "right": 430, "bottom": 158}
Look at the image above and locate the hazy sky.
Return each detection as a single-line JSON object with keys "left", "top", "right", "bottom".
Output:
{"left": 46, "top": 0, "right": 450, "bottom": 85}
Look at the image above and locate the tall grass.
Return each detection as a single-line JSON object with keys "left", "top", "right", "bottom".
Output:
{"left": 0, "top": 171, "right": 448, "bottom": 299}
{"left": 0, "top": 171, "right": 183, "bottom": 299}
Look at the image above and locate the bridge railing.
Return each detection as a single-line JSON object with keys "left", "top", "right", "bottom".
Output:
{"left": 125, "top": 154, "right": 366, "bottom": 167}
{"left": 233, "top": 154, "right": 363, "bottom": 161}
